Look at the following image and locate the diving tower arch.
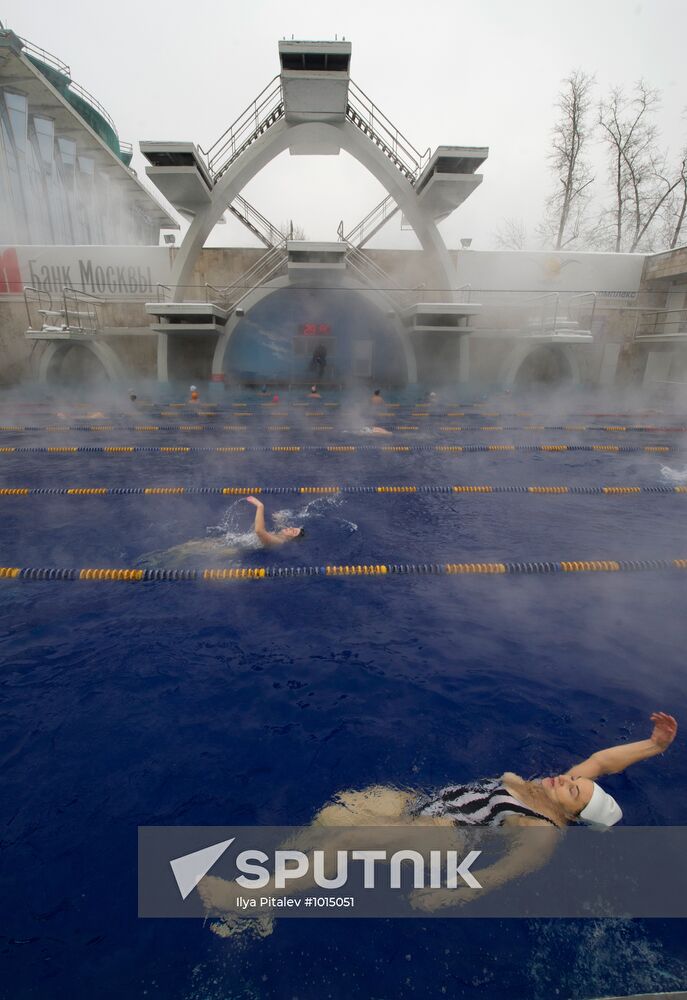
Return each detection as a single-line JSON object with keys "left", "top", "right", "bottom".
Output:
{"left": 211, "top": 272, "right": 419, "bottom": 384}
{"left": 167, "top": 119, "right": 458, "bottom": 300}
{"left": 36, "top": 338, "right": 127, "bottom": 384}
{"left": 140, "top": 39, "right": 488, "bottom": 384}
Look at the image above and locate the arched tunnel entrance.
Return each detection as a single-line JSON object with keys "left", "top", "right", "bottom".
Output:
{"left": 512, "top": 345, "right": 575, "bottom": 387}
{"left": 39, "top": 343, "right": 110, "bottom": 385}
{"left": 222, "top": 287, "right": 409, "bottom": 386}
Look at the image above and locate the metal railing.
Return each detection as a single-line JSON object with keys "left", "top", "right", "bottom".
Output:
{"left": 228, "top": 194, "right": 286, "bottom": 248}
{"left": 634, "top": 307, "right": 687, "bottom": 339}
{"left": 201, "top": 76, "right": 285, "bottom": 180}
{"left": 202, "top": 283, "right": 224, "bottom": 304}
{"left": 23, "top": 286, "right": 56, "bottom": 332}
{"left": 224, "top": 241, "right": 289, "bottom": 310}
{"left": 346, "top": 80, "right": 430, "bottom": 183}
{"left": 518, "top": 292, "right": 598, "bottom": 336}
{"left": 24, "top": 285, "right": 101, "bottom": 333}
{"left": 520, "top": 292, "right": 561, "bottom": 335}
{"left": 66, "top": 78, "right": 119, "bottom": 136}
{"left": 17, "top": 34, "right": 71, "bottom": 77}
{"left": 19, "top": 34, "right": 120, "bottom": 138}
{"left": 197, "top": 73, "right": 429, "bottom": 195}
{"left": 568, "top": 291, "right": 597, "bottom": 331}
{"left": 62, "top": 287, "right": 101, "bottom": 332}
{"left": 343, "top": 241, "right": 405, "bottom": 303}
{"left": 339, "top": 193, "right": 400, "bottom": 248}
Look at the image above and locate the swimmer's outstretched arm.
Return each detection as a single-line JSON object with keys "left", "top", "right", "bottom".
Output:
{"left": 246, "top": 496, "right": 281, "bottom": 547}
{"left": 565, "top": 712, "right": 677, "bottom": 780}
{"left": 411, "top": 819, "right": 560, "bottom": 911}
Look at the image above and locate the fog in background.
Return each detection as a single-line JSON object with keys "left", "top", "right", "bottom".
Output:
{"left": 3, "top": 0, "right": 686, "bottom": 251}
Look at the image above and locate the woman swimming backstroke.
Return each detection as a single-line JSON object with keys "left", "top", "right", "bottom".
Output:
{"left": 199, "top": 712, "right": 677, "bottom": 920}
{"left": 314, "top": 712, "right": 677, "bottom": 832}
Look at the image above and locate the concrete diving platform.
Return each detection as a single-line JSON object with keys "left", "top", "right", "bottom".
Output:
{"left": 520, "top": 318, "right": 593, "bottom": 342}
{"left": 414, "top": 146, "right": 487, "bottom": 222}
{"left": 26, "top": 327, "right": 97, "bottom": 341}
{"left": 287, "top": 240, "right": 347, "bottom": 276}
{"left": 145, "top": 301, "right": 229, "bottom": 334}
{"left": 403, "top": 301, "right": 481, "bottom": 334}
{"left": 140, "top": 142, "right": 212, "bottom": 218}
{"left": 279, "top": 40, "right": 351, "bottom": 125}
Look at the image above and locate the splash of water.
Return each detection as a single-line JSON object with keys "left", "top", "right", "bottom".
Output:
{"left": 660, "top": 464, "right": 687, "bottom": 484}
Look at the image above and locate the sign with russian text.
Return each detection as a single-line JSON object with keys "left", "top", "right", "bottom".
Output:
{"left": 0, "top": 245, "right": 173, "bottom": 298}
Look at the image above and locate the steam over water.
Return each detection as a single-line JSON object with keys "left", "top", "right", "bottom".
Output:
{"left": 0, "top": 385, "right": 685, "bottom": 999}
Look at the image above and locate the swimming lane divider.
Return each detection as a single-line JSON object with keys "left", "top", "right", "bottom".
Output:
{"left": 0, "top": 559, "right": 685, "bottom": 584}
{"left": 1, "top": 485, "right": 686, "bottom": 498}
{"left": 0, "top": 444, "right": 677, "bottom": 455}
{"left": 1, "top": 424, "right": 686, "bottom": 433}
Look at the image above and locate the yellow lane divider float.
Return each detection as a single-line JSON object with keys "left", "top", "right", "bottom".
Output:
{"left": 0, "top": 444, "right": 678, "bottom": 457}
{"left": 0, "top": 558, "right": 684, "bottom": 583}
{"left": 0, "top": 484, "right": 685, "bottom": 497}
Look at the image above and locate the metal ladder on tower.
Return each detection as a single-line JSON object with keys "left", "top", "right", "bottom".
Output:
{"left": 339, "top": 194, "right": 400, "bottom": 248}
{"left": 337, "top": 235, "right": 411, "bottom": 314}
{"left": 199, "top": 77, "right": 285, "bottom": 183}
{"left": 346, "top": 80, "right": 430, "bottom": 185}
{"left": 227, "top": 194, "right": 287, "bottom": 249}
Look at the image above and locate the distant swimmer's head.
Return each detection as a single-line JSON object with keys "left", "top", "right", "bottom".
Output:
{"left": 539, "top": 773, "right": 616, "bottom": 823}
{"left": 373, "top": 389, "right": 381, "bottom": 396}
{"left": 279, "top": 526, "right": 305, "bottom": 541}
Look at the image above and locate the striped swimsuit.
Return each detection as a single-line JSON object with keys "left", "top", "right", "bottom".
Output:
{"left": 409, "top": 778, "right": 557, "bottom": 827}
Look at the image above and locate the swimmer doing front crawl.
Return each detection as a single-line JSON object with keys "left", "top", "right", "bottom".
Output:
{"left": 198, "top": 712, "right": 677, "bottom": 918}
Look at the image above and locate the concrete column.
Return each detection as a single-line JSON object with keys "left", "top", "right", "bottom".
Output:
{"left": 597, "top": 343, "right": 621, "bottom": 386}
{"left": 458, "top": 335, "right": 470, "bottom": 383}
{"left": 643, "top": 349, "right": 672, "bottom": 386}
{"left": 157, "top": 332, "right": 169, "bottom": 382}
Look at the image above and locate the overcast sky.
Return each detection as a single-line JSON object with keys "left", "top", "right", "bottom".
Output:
{"left": 5, "top": 0, "right": 687, "bottom": 250}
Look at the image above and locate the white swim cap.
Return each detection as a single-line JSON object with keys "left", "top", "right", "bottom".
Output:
{"left": 579, "top": 782, "right": 622, "bottom": 828}
{"left": 190, "top": 385, "right": 197, "bottom": 391}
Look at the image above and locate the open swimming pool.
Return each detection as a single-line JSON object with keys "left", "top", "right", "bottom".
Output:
{"left": 1, "top": 391, "right": 686, "bottom": 999}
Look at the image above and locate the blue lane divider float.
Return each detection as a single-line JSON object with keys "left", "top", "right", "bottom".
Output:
{"left": 0, "top": 558, "right": 686, "bottom": 584}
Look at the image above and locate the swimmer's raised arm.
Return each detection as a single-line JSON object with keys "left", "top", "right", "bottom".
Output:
{"left": 564, "top": 712, "right": 677, "bottom": 780}
{"left": 245, "top": 496, "right": 304, "bottom": 547}
{"left": 246, "top": 496, "right": 281, "bottom": 546}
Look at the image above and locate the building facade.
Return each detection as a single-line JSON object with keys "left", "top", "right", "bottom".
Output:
{"left": 0, "top": 23, "right": 175, "bottom": 246}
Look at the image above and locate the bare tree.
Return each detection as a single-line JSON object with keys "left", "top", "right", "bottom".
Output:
{"left": 281, "top": 220, "right": 307, "bottom": 240}
{"left": 539, "top": 71, "right": 596, "bottom": 249}
{"left": 494, "top": 217, "right": 527, "bottom": 250}
{"left": 597, "top": 81, "right": 682, "bottom": 252}
{"left": 660, "top": 148, "right": 687, "bottom": 249}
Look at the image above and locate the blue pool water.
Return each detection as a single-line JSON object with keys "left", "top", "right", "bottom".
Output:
{"left": 1, "top": 392, "right": 686, "bottom": 999}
